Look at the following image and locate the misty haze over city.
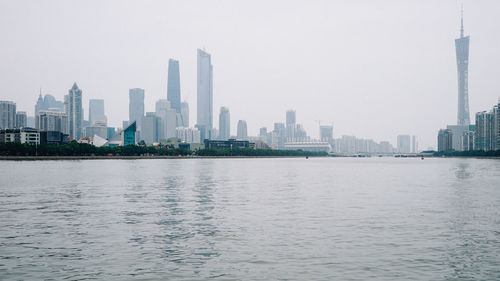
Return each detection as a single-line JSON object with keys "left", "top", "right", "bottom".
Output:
{"left": 1, "top": 0, "right": 499, "bottom": 149}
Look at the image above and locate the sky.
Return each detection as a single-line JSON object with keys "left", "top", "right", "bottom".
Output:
{"left": 1, "top": 0, "right": 499, "bottom": 149}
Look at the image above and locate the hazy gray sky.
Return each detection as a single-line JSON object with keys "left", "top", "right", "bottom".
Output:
{"left": 1, "top": 0, "right": 499, "bottom": 149}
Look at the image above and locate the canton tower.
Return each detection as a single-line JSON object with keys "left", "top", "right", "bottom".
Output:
{"left": 455, "top": 7, "right": 470, "bottom": 126}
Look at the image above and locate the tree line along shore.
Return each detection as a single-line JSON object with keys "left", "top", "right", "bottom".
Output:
{"left": 0, "top": 142, "right": 328, "bottom": 157}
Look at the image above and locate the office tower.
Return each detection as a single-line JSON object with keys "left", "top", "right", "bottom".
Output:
{"left": 141, "top": 112, "right": 159, "bottom": 144}
{"left": 122, "top": 121, "right": 129, "bottom": 129}
{"left": 411, "top": 135, "right": 418, "bottom": 153}
{"left": 320, "top": 125, "right": 334, "bottom": 144}
{"left": 64, "top": 83, "right": 83, "bottom": 139}
{"left": 155, "top": 99, "right": 177, "bottom": 141}
{"left": 129, "top": 88, "right": 145, "bottom": 130}
{"left": 181, "top": 102, "right": 189, "bottom": 127}
{"left": 286, "top": 110, "right": 296, "bottom": 140}
{"left": 438, "top": 129, "right": 453, "bottom": 151}
{"left": 197, "top": 49, "right": 213, "bottom": 140}
{"left": 89, "top": 99, "right": 106, "bottom": 125}
{"left": 37, "top": 111, "right": 68, "bottom": 133}
{"left": 0, "top": 101, "right": 16, "bottom": 129}
{"left": 219, "top": 107, "right": 230, "bottom": 140}
{"left": 15, "top": 111, "right": 27, "bottom": 129}
{"left": 397, "top": 135, "right": 411, "bottom": 153}
{"left": 35, "top": 93, "right": 64, "bottom": 116}
{"left": 237, "top": 120, "right": 248, "bottom": 140}
{"left": 167, "top": 59, "right": 181, "bottom": 121}
{"left": 455, "top": 9, "right": 470, "bottom": 126}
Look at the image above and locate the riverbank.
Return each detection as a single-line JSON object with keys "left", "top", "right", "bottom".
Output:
{"left": 0, "top": 155, "right": 325, "bottom": 161}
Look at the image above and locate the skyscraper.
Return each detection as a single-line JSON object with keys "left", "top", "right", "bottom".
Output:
{"left": 64, "top": 83, "right": 83, "bottom": 139}
{"left": 155, "top": 99, "right": 177, "bottom": 141}
{"left": 237, "top": 120, "right": 248, "bottom": 140}
{"left": 197, "top": 49, "right": 213, "bottom": 140}
{"left": 180, "top": 102, "right": 189, "bottom": 127}
{"left": 286, "top": 110, "right": 296, "bottom": 141}
{"left": 89, "top": 99, "right": 106, "bottom": 125}
{"left": 129, "top": 88, "right": 145, "bottom": 131}
{"left": 141, "top": 112, "right": 159, "bottom": 144}
{"left": 0, "top": 101, "right": 16, "bottom": 129}
{"left": 15, "top": 111, "right": 27, "bottom": 128}
{"left": 455, "top": 8, "right": 470, "bottom": 126}
{"left": 167, "top": 59, "right": 181, "bottom": 125}
{"left": 35, "top": 93, "right": 64, "bottom": 116}
{"left": 36, "top": 111, "right": 69, "bottom": 134}
{"left": 219, "top": 106, "right": 230, "bottom": 140}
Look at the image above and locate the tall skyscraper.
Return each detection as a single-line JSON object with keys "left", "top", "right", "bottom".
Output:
{"left": 237, "top": 120, "right": 248, "bottom": 140}
{"left": 89, "top": 99, "right": 106, "bottom": 125}
{"left": 0, "top": 101, "right": 16, "bottom": 129}
{"left": 455, "top": 8, "right": 470, "bottom": 126}
{"left": 64, "top": 83, "right": 83, "bottom": 139}
{"left": 219, "top": 106, "right": 230, "bottom": 140}
{"left": 197, "top": 49, "right": 213, "bottom": 140}
{"left": 167, "top": 59, "right": 181, "bottom": 125}
{"left": 129, "top": 88, "right": 145, "bottom": 131}
{"left": 180, "top": 102, "right": 189, "bottom": 127}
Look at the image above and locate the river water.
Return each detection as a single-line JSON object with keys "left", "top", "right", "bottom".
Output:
{"left": 0, "top": 158, "right": 499, "bottom": 280}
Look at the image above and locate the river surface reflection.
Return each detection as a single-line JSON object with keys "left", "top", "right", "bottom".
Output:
{"left": 0, "top": 158, "right": 499, "bottom": 280}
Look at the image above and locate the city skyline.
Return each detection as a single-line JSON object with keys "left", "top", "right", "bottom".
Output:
{"left": 1, "top": 1, "right": 499, "bottom": 149}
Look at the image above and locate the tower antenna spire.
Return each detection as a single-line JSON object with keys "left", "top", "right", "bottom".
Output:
{"left": 460, "top": 2, "right": 464, "bottom": 38}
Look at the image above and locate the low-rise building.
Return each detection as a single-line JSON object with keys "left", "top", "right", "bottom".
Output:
{"left": 204, "top": 139, "right": 250, "bottom": 149}
{"left": 284, "top": 141, "right": 331, "bottom": 152}
{"left": 0, "top": 128, "right": 40, "bottom": 145}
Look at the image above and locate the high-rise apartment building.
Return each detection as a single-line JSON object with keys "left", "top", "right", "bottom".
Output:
{"left": 455, "top": 10, "right": 470, "bottom": 126}
{"left": 0, "top": 101, "right": 16, "bottom": 129}
{"left": 167, "top": 59, "right": 181, "bottom": 125}
{"left": 89, "top": 99, "right": 106, "bottom": 125}
{"left": 219, "top": 107, "right": 230, "bottom": 140}
{"left": 129, "top": 88, "right": 145, "bottom": 130}
{"left": 64, "top": 83, "right": 83, "bottom": 139}
{"left": 237, "top": 120, "right": 248, "bottom": 140}
{"left": 197, "top": 49, "right": 213, "bottom": 141}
